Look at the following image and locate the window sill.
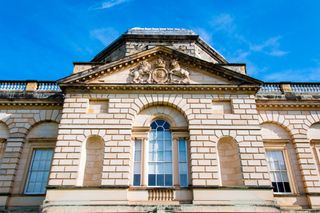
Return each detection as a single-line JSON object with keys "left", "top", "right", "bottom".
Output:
{"left": 23, "top": 193, "right": 46, "bottom": 196}
{"left": 129, "top": 186, "right": 190, "bottom": 191}
{"left": 274, "top": 193, "right": 295, "bottom": 197}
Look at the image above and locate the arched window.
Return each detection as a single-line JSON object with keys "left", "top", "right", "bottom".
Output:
{"left": 23, "top": 122, "right": 58, "bottom": 195}
{"left": 261, "top": 123, "right": 303, "bottom": 194}
{"left": 148, "top": 120, "right": 172, "bottom": 186}
{"left": 132, "top": 118, "right": 189, "bottom": 188}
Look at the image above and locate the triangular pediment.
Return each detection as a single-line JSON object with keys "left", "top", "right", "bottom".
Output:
{"left": 58, "top": 46, "right": 262, "bottom": 87}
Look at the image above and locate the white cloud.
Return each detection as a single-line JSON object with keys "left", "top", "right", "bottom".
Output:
{"left": 250, "top": 36, "right": 288, "bottom": 57}
{"left": 90, "top": 0, "right": 130, "bottom": 10}
{"left": 250, "top": 36, "right": 280, "bottom": 51}
{"left": 211, "top": 13, "right": 235, "bottom": 32}
{"left": 269, "top": 50, "right": 288, "bottom": 57}
{"left": 90, "top": 28, "right": 119, "bottom": 45}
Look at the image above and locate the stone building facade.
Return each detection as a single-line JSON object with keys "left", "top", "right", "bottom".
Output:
{"left": 0, "top": 28, "right": 319, "bottom": 212}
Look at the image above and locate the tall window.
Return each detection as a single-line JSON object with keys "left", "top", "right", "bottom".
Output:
{"left": 266, "top": 150, "right": 291, "bottom": 193}
{"left": 148, "top": 120, "right": 172, "bottom": 187}
{"left": 25, "top": 149, "right": 53, "bottom": 194}
{"left": 132, "top": 119, "right": 189, "bottom": 187}
{"left": 133, "top": 139, "right": 142, "bottom": 186}
{"left": 178, "top": 138, "right": 188, "bottom": 187}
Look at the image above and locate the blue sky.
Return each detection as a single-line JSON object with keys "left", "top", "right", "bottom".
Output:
{"left": 1, "top": 0, "right": 319, "bottom": 82}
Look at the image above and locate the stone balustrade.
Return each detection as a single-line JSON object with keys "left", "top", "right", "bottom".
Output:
{"left": 258, "top": 82, "right": 320, "bottom": 94}
{"left": 148, "top": 189, "right": 174, "bottom": 201}
{"left": 0, "top": 81, "right": 61, "bottom": 92}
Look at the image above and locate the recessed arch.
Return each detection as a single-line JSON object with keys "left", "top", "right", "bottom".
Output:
{"left": 133, "top": 105, "right": 188, "bottom": 128}
{"left": 27, "top": 121, "right": 59, "bottom": 139}
{"left": 217, "top": 136, "right": 243, "bottom": 187}
{"left": 132, "top": 99, "right": 190, "bottom": 128}
{"left": 260, "top": 122, "right": 291, "bottom": 140}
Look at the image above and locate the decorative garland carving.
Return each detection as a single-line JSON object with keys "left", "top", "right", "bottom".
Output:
{"left": 129, "top": 58, "right": 190, "bottom": 84}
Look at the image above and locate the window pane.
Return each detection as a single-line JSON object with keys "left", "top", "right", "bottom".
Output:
{"left": 25, "top": 149, "right": 53, "bottom": 194}
{"left": 149, "top": 162, "right": 156, "bottom": 174}
{"left": 266, "top": 150, "right": 291, "bottom": 193}
{"left": 157, "top": 174, "right": 164, "bottom": 186}
{"left": 165, "top": 174, "right": 172, "bottom": 186}
{"left": 148, "top": 174, "right": 156, "bottom": 186}
{"left": 180, "top": 174, "right": 188, "bottom": 187}
{"left": 133, "top": 174, "right": 141, "bottom": 186}
{"left": 165, "top": 151, "right": 172, "bottom": 161}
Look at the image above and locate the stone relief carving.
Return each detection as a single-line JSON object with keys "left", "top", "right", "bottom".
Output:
{"left": 130, "top": 61, "right": 152, "bottom": 83}
{"left": 169, "top": 59, "right": 190, "bottom": 83}
{"left": 129, "top": 58, "right": 190, "bottom": 84}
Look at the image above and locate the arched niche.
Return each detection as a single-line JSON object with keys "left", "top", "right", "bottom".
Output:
{"left": 80, "top": 135, "right": 104, "bottom": 187}
{"left": 308, "top": 123, "right": 320, "bottom": 141}
{"left": 217, "top": 136, "right": 243, "bottom": 186}
{"left": 133, "top": 105, "right": 188, "bottom": 128}
{"left": 27, "top": 122, "right": 59, "bottom": 139}
{"left": 261, "top": 123, "right": 290, "bottom": 140}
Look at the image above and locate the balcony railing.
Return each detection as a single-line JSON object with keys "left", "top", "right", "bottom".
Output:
{"left": 0, "top": 81, "right": 61, "bottom": 92}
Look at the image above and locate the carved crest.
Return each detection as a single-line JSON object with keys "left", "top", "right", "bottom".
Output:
{"left": 129, "top": 58, "right": 190, "bottom": 84}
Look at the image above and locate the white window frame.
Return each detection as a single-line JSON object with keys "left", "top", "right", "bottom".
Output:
{"left": 264, "top": 140, "right": 297, "bottom": 194}
{"left": 131, "top": 123, "right": 189, "bottom": 188}
{"left": 133, "top": 139, "right": 143, "bottom": 186}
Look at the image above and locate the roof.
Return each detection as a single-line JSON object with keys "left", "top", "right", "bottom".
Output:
{"left": 125, "top": 28, "right": 196, "bottom": 36}
{"left": 91, "top": 27, "right": 228, "bottom": 64}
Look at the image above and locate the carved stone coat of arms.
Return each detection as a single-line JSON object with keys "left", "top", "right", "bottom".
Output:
{"left": 129, "top": 58, "right": 190, "bottom": 84}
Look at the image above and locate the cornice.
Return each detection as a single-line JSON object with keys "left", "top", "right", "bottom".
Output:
{"left": 256, "top": 100, "right": 320, "bottom": 109}
{"left": 60, "top": 83, "right": 261, "bottom": 93}
{"left": 0, "top": 100, "right": 63, "bottom": 107}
